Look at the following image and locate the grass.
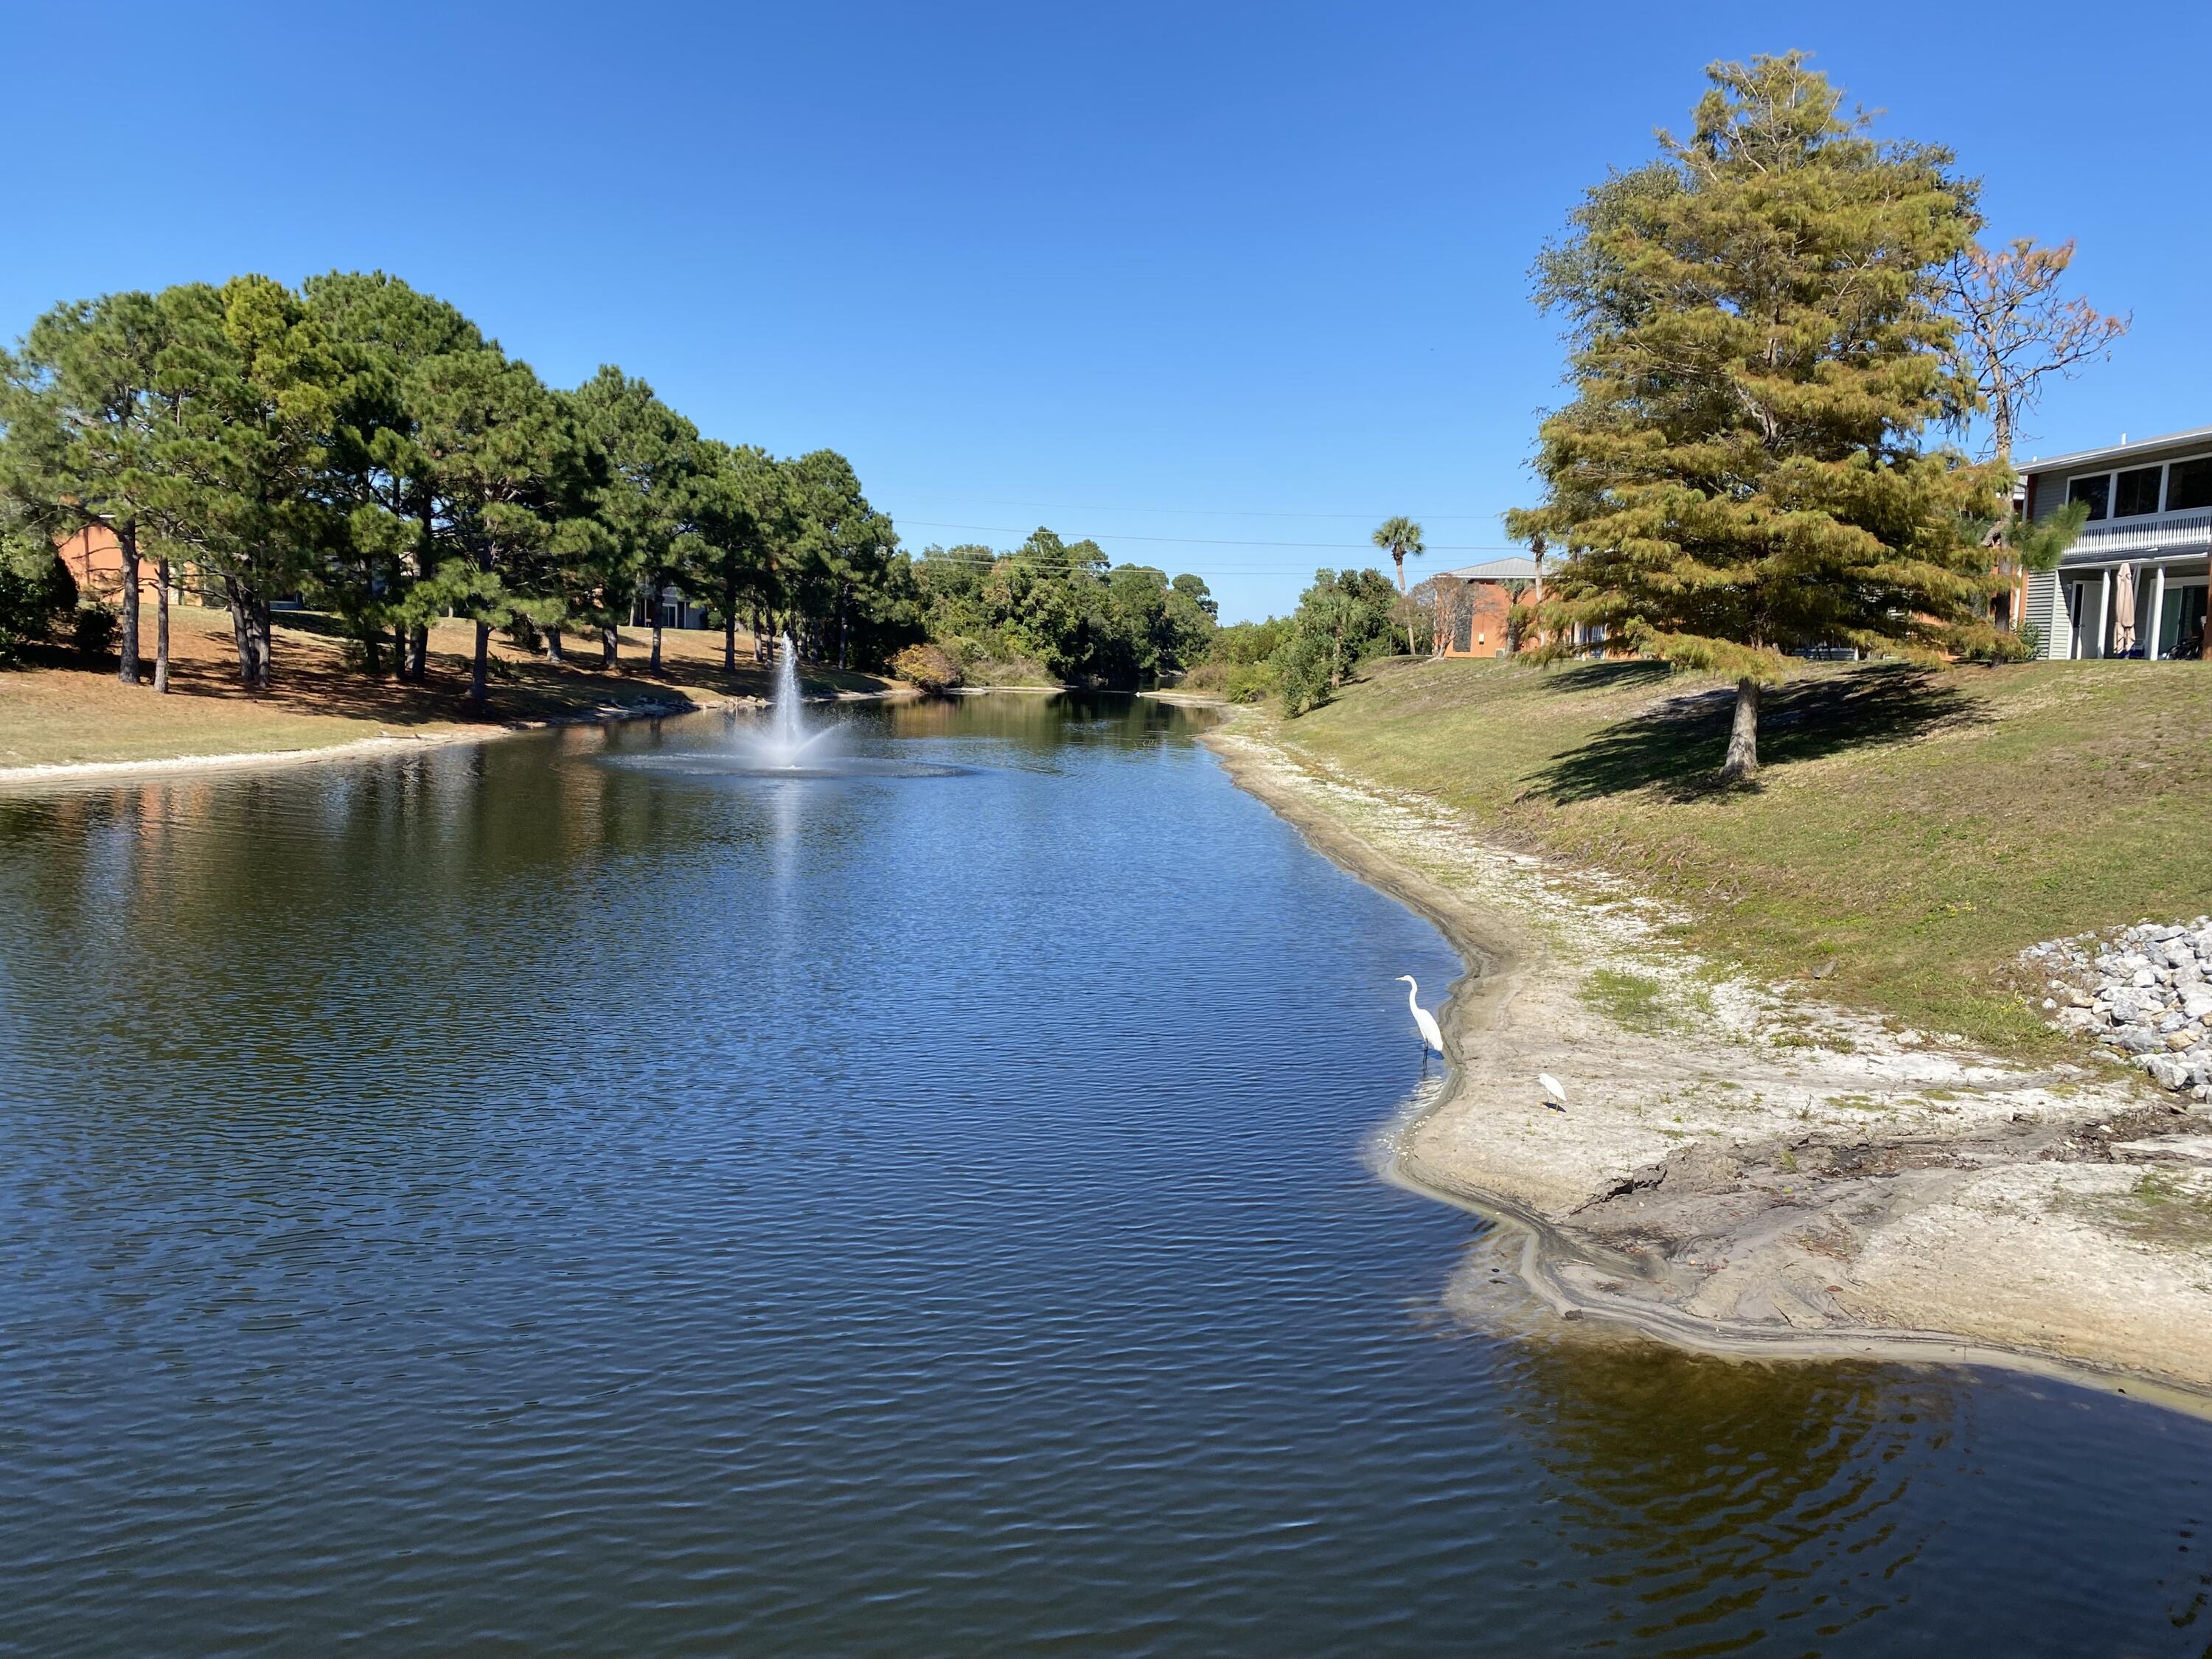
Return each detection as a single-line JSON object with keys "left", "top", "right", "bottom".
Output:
{"left": 0, "top": 602, "right": 893, "bottom": 771}
{"left": 1277, "top": 653, "right": 2212, "bottom": 1054}
{"left": 2074, "top": 1167, "right": 2212, "bottom": 1253}
{"left": 1581, "top": 967, "right": 1668, "bottom": 1031}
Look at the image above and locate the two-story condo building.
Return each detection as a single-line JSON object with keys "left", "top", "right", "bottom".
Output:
{"left": 2022, "top": 426, "right": 2212, "bottom": 660}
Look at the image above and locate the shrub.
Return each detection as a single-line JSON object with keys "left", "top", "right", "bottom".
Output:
{"left": 71, "top": 599, "right": 119, "bottom": 662}
{"left": 0, "top": 545, "right": 78, "bottom": 667}
{"left": 892, "top": 641, "right": 964, "bottom": 692}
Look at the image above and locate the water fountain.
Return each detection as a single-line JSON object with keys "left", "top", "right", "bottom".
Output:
{"left": 605, "top": 632, "right": 967, "bottom": 780}
{"left": 737, "top": 633, "right": 839, "bottom": 771}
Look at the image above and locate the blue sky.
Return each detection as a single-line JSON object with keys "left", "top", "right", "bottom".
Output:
{"left": 7, "top": 1, "right": 2208, "bottom": 621}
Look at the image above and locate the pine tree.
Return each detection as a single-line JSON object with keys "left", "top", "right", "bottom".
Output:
{"left": 568, "top": 367, "right": 700, "bottom": 673}
{"left": 411, "top": 345, "right": 585, "bottom": 708}
{"left": 133, "top": 277, "right": 349, "bottom": 689}
{"left": 1508, "top": 55, "right": 2008, "bottom": 781}
{"left": 0, "top": 293, "right": 172, "bottom": 688}
{"left": 303, "top": 271, "right": 487, "bottom": 679}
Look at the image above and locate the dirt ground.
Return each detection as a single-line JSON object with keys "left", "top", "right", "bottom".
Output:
{"left": 1209, "top": 712, "right": 2212, "bottom": 1408}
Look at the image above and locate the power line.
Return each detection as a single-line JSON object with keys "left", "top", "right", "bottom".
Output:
{"left": 891, "top": 493, "right": 1506, "bottom": 523}
{"left": 900, "top": 519, "right": 1522, "bottom": 553}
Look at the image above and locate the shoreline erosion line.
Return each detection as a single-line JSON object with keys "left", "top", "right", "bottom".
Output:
{"left": 1199, "top": 706, "right": 2212, "bottom": 1419}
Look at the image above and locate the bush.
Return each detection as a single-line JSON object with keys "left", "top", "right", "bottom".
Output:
{"left": 0, "top": 546, "right": 79, "bottom": 667}
{"left": 1276, "top": 629, "right": 1335, "bottom": 717}
{"left": 71, "top": 599, "right": 119, "bottom": 663}
{"left": 891, "top": 641, "right": 964, "bottom": 692}
{"left": 1178, "top": 657, "right": 1278, "bottom": 703}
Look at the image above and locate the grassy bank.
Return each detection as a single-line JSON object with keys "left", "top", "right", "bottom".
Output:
{"left": 0, "top": 602, "right": 893, "bottom": 771}
{"left": 1274, "top": 655, "right": 2212, "bottom": 1054}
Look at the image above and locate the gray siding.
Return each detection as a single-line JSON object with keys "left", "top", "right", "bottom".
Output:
{"left": 2025, "top": 569, "right": 2065, "bottom": 658}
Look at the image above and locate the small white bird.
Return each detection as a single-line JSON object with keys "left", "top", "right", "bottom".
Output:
{"left": 1538, "top": 1073, "right": 1568, "bottom": 1112}
{"left": 1397, "top": 975, "right": 1444, "bottom": 1054}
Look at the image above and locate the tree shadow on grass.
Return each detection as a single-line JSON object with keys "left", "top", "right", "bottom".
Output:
{"left": 1529, "top": 664, "right": 1989, "bottom": 804}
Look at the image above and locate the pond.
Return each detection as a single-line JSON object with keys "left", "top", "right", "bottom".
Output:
{"left": 2, "top": 693, "right": 2209, "bottom": 1655}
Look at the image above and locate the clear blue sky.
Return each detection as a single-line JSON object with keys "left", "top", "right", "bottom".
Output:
{"left": 7, "top": 1, "right": 2208, "bottom": 622}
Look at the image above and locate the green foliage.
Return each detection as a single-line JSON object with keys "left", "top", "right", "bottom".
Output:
{"left": 70, "top": 598, "right": 118, "bottom": 661}
{"left": 1276, "top": 567, "right": 1402, "bottom": 715}
{"left": 2010, "top": 498, "right": 2089, "bottom": 576}
{"left": 908, "top": 529, "right": 1216, "bottom": 688}
{"left": 0, "top": 268, "right": 919, "bottom": 695}
{"left": 0, "top": 510, "right": 76, "bottom": 665}
{"left": 1509, "top": 55, "right": 2008, "bottom": 711}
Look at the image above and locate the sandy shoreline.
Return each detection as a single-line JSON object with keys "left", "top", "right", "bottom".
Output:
{"left": 1204, "top": 708, "right": 2212, "bottom": 1413}
{"left": 0, "top": 684, "right": 919, "bottom": 790}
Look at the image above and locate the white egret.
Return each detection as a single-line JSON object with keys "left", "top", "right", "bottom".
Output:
{"left": 1538, "top": 1073, "right": 1568, "bottom": 1111}
{"left": 1397, "top": 975, "right": 1444, "bottom": 1054}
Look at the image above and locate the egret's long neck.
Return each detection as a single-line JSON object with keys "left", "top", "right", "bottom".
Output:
{"left": 1403, "top": 979, "right": 1420, "bottom": 1015}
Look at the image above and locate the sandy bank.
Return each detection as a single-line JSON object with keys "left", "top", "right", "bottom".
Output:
{"left": 0, "top": 683, "right": 917, "bottom": 791}
{"left": 1206, "top": 710, "right": 2212, "bottom": 1411}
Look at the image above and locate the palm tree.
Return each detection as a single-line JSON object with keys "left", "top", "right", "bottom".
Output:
{"left": 1371, "top": 515, "right": 1425, "bottom": 654}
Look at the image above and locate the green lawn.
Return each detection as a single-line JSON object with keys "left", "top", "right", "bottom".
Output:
{"left": 1277, "top": 655, "right": 2212, "bottom": 1054}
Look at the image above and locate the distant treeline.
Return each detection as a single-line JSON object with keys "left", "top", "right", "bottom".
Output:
{"left": 0, "top": 272, "right": 1218, "bottom": 695}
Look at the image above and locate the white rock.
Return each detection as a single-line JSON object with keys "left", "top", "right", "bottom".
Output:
{"left": 2146, "top": 1054, "right": 2194, "bottom": 1091}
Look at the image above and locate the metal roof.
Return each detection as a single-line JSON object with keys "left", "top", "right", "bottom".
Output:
{"left": 2023, "top": 424, "right": 2212, "bottom": 474}
{"left": 1436, "top": 556, "right": 1540, "bottom": 581}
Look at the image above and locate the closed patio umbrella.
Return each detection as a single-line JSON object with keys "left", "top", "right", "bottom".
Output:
{"left": 2112, "top": 562, "right": 2138, "bottom": 655}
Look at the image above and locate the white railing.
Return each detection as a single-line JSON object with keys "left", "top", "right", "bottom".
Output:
{"left": 2060, "top": 512, "right": 2212, "bottom": 564}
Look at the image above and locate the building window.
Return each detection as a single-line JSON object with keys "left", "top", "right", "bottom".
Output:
{"left": 2068, "top": 474, "right": 2110, "bottom": 521}
{"left": 2115, "top": 465, "right": 2164, "bottom": 517}
{"left": 2169, "top": 457, "right": 2212, "bottom": 513}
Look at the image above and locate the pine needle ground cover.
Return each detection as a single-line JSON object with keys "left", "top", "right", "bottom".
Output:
{"left": 1278, "top": 655, "right": 2212, "bottom": 1054}
{"left": 0, "top": 604, "right": 888, "bottom": 770}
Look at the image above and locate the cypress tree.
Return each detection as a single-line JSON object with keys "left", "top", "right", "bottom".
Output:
{"left": 1509, "top": 55, "right": 2008, "bottom": 781}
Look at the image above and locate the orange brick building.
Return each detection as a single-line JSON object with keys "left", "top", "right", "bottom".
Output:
{"left": 1430, "top": 556, "right": 1541, "bottom": 657}
{"left": 53, "top": 524, "right": 187, "bottom": 605}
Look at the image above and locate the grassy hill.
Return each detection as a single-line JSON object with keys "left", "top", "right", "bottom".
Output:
{"left": 1272, "top": 655, "right": 2212, "bottom": 1054}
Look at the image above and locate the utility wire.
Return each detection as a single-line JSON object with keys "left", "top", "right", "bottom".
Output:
{"left": 891, "top": 493, "right": 1506, "bottom": 523}
{"left": 900, "top": 519, "right": 1522, "bottom": 552}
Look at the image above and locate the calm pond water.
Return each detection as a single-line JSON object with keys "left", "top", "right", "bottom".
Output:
{"left": 3, "top": 694, "right": 2211, "bottom": 1655}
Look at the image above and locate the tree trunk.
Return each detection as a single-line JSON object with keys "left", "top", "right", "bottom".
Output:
{"left": 1395, "top": 552, "right": 1416, "bottom": 656}
{"left": 406, "top": 625, "right": 427, "bottom": 681}
{"left": 253, "top": 594, "right": 271, "bottom": 690}
{"left": 723, "top": 576, "right": 739, "bottom": 673}
{"left": 838, "top": 582, "right": 851, "bottom": 671}
{"left": 224, "top": 574, "right": 270, "bottom": 689}
{"left": 1719, "top": 676, "right": 1760, "bottom": 782}
{"left": 545, "top": 624, "right": 565, "bottom": 666}
{"left": 153, "top": 555, "right": 171, "bottom": 694}
{"left": 1531, "top": 538, "right": 1545, "bottom": 652}
{"left": 392, "top": 620, "right": 409, "bottom": 680}
{"left": 116, "top": 526, "right": 142, "bottom": 685}
{"left": 602, "top": 622, "right": 619, "bottom": 670}
{"left": 649, "top": 579, "right": 664, "bottom": 672}
{"left": 470, "top": 619, "right": 490, "bottom": 709}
